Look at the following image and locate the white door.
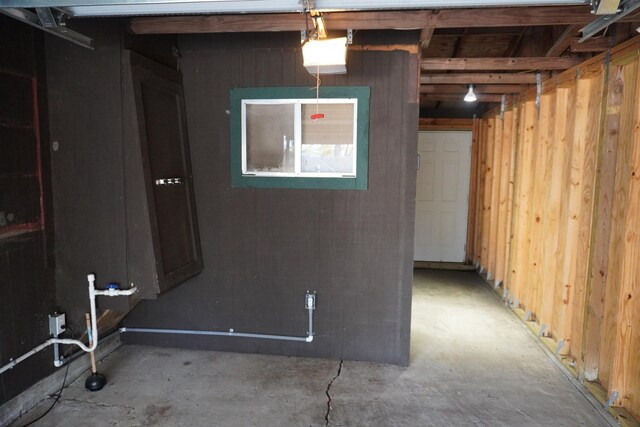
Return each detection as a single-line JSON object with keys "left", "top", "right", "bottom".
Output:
{"left": 414, "top": 131, "right": 472, "bottom": 262}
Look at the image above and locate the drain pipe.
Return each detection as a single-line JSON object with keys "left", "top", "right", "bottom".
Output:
{"left": 121, "top": 291, "right": 316, "bottom": 343}
{"left": 0, "top": 274, "right": 137, "bottom": 375}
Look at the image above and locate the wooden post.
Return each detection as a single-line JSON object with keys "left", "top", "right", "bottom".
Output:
{"left": 507, "top": 104, "right": 527, "bottom": 298}
{"left": 526, "top": 92, "right": 552, "bottom": 316}
{"left": 606, "top": 98, "right": 640, "bottom": 411}
{"left": 474, "top": 119, "right": 487, "bottom": 265}
{"left": 552, "top": 83, "right": 578, "bottom": 355}
{"left": 511, "top": 101, "right": 537, "bottom": 307}
{"left": 504, "top": 105, "right": 520, "bottom": 292}
{"left": 494, "top": 109, "right": 514, "bottom": 284}
{"left": 488, "top": 115, "right": 504, "bottom": 279}
{"left": 466, "top": 118, "right": 480, "bottom": 262}
{"left": 538, "top": 87, "right": 566, "bottom": 329}
{"left": 566, "top": 69, "right": 605, "bottom": 371}
{"left": 481, "top": 118, "right": 495, "bottom": 271}
{"left": 599, "top": 57, "right": 639, "bottom": 404}
{"left": 583, "top": 61, "right": 623, "bottom": 383}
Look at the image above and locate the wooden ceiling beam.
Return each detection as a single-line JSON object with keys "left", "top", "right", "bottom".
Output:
{"left": 420, "top": 57, "right": 581, "bottom": 71}
{"left": 420, "top": 84, "right": 529, "bottom": 94}
{"left": 420, "top": 26, "right": 435, "bottom": 49}
{"left": 427, "top": 5, "right": 600, "bottom": 28}
{"left": 545, "top": 24, "right": 580, "bottom": 57}
{"left": 503, "top": 27, "right": 528, "bottom": 57}
{"left": 421, "top": 93, "right": 505, "bottom": 103}
{"left": 129, "top": 6, "right": 618, "bottom": 35}
{"left": 570, "top": 36, "right": 614, "bottom": 52}
{"left": 421, "top": 73, "right": 543, "bottom": 84}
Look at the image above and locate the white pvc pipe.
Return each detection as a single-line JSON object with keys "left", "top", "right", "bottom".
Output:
{"left": 120, "top": 306, "right": 315, "bottom": 343}
{"left": 0, "top": 274, "right": 137, "bottom": 375}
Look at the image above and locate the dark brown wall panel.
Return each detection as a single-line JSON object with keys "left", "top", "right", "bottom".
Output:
{"left": 123, "top": 33, "right": 419, "bottom": 365}
{"left": 46, "top": 21, "right": 129, "bottom": 330}
{"left": 0, "top": 15, "right": 55, "bottom": 405}
{"left": 0, "top": 235, "right": 56, "bottom": 405}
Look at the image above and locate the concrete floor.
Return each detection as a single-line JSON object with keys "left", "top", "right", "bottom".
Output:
{"left": 12, "top": 270, "right": 610, "bottom": 426}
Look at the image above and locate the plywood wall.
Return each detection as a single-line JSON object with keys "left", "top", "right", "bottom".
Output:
{"left": 471, "top": 36, "right": 640, "bottom": 423}
{"left": 122, "top": 32, "right": 419, "bottom": 366}
{"left": 0, "top": 16, "right": 57, "bottom": 406}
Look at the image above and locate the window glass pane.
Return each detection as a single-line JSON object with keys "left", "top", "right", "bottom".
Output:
{"left": 301, "top": 103, "right": 354, "bottom": 174}
{"left": 245, "top": 103, "right": 295, "bottom": 173}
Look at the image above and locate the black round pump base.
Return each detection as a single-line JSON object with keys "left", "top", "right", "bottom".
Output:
{"left": 85, "top": 372, "right": 107, "bottom": 392}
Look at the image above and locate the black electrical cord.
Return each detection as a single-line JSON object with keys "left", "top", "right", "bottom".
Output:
{"left": 18, "top": 326, "right": 75, "bottom": 427}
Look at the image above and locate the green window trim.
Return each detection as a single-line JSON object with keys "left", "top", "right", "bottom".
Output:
{"left": 230, "top": 86, "right": 370, "bottom": 190}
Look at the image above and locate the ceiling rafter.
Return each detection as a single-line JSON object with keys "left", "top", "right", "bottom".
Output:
{"left": 422, "top": 93, "right": 505, "bottom": 103}
{"left": 421, "top": 73, "right": 544, "bottom": 84}
{"left": 420, "top": 84, "right": 529, "bottom": 94}
{"left": 570, "top": 36, "right": 613, "bottom": 52}
{"left": 420, "top": 26, "right": 435, "bottom": 48}
{"left": 503, "top": 27, "right": 528, "bottom": 57}
{"left": 545, "top": 24, "right": 580, "bottom": 56}
{"left": 421, "top": 56, "right": 581, "bottom": 71}
{"left": 128, "top": 6, "right": 623, "bottom": 34}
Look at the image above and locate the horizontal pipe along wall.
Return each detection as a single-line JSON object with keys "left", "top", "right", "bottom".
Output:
{"left": 471, "top": 35, "right": 640, "bottom": 425}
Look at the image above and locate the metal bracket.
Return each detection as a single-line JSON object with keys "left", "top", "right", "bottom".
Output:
{"left": 35, "top": 7, "right": 56, "bottom": 28}
{"left": 347, "top": 29, "right": 353, "bottom": 45}
{"left": 0, "top": 8, "right": 93, "bottom": 49}
{"left": 579, "top": 0, "right": 640, "bottom": 43}
{"left": 535, "top": 72, "right": 542, "bottom": 108}
{"left": 500, "top": 95, "right": 506, "bottom": 120}
{"left": 539, "top": 324, "right": 547, "bottom": 338}
{"left": 524, "top": 310, "right": 532, "bottom": 321}
{"left": 592, "top": 0, "right": 623, "bottom": 14}
{"left": 604, "top": 391, "right": 619, "bottom": 411}
{"left": 493, "top": 280, "right": 501, "bottom": 290}
{"left": 299, "top": 0, "right": 315, "bottom": 11}
{"left": 301, "top": 30, "right": 307, "bottom": 44}
{"left": 556, "top": 339, "right": 565, "bottom": 354}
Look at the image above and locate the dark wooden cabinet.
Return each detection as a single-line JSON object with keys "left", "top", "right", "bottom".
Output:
{"left": 127, "top": 52, "right": 203, "bottom": 295}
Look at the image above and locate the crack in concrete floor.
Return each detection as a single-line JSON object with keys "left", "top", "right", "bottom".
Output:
{"left": 324, "top": 360, "right": 343, "bottom": 426}
{"left": 8, "top": 270, "right": 614, "bottom": 427}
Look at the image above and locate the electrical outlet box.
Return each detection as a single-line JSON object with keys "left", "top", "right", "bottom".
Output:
{"left": 305, "top": 292, "right": 316, "bottom": 310}
{"left": 49, "top": 313, "right": 66, "bottom": 337}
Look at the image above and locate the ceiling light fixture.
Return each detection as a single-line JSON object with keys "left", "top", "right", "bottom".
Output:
{"left": 464, "top": 84, "right": 477, "bottom": 102}
{"left": 301, "top": 1, "right": 348, "bottom": 75}
{"left": 303, "top": 37, "right": 348, "bottom": 75}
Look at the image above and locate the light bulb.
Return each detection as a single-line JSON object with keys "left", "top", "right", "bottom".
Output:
{"left": 464, "top": 85, "right": 477, "bottom": 102}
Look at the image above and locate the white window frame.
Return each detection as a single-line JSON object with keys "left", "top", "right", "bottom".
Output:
{"left": 240, "top": 98, "right": 358, "bottom": 178}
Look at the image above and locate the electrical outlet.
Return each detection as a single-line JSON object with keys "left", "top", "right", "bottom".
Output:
{"left": 305, "top": 292, "right": 316, "bottom": 310}
{"left": 48, "top": 313, "right": 66, "bottom": 337}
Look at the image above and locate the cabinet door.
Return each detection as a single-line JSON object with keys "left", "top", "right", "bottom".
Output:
{"left": 130, "top": 53, "right": 203, "bottom": 294}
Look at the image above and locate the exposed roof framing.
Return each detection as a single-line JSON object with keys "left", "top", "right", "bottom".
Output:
{"left": 420, "top": 84, "right": 529, "bottom": 94}
{"left": 128, "top": 6, "right": 617, "bottom": 34}
{"left": 2, "top": 1, "right": 638, "bottom": 116}
{"left": 421, "top": 57, "right": 581, "bottom": 70}
{"left": 0, "top": 7, "right": 93, "bottom": 48}
{"left": 421, "top": 73, "right": 544, "bottom": 84}
{"left": 545, "top": 24, "right": 580, "bottom": 56}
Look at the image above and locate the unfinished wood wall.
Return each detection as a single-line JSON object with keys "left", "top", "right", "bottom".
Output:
{"left": 470, "top": 37, "right": 640, "bottom": 423}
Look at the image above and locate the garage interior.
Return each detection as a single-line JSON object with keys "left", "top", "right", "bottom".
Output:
{"left": 0, "top": 1, "right": 639, "bottom": 426}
